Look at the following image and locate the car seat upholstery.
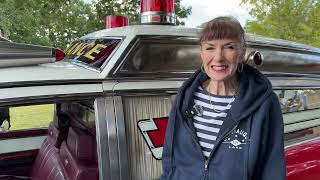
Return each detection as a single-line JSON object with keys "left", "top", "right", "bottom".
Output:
{"left": 9, "top": 110, "right": 98, "bottom": 180}
{"left": 59, "top": 127, "right": 98, "bottom": 180}
{"left": 31, "top": 122, "right": 68, "bottom": 180}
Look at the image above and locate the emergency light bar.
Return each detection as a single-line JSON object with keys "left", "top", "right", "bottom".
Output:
{"left": 105, "top": 15, "right": 129, "bottom": 29}
{"left": 0, "top": 41, "right": 63, "bottom": 67}
{"left": 140, "top": 0, "right": 176, "bottom": 25}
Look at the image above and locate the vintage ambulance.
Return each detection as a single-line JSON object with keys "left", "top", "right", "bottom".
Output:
{"left": 1, "top": 0, "right": 320, "bottom": 180}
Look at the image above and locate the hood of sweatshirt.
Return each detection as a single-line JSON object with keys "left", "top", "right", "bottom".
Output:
{"left": 177, "top": 64, "right": 273, "bottom": 123}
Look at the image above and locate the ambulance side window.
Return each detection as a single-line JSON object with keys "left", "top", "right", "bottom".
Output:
{"left": 274, "top": 89, "right": 319, "bottom": 113}
{"left": 0, "top": 104, "right": 54, "bottom": 132}
{"left": 119, "top": 40, "right": 202, "bottom": 75}
{"left": 276, "top": 89, "right": 320, "bottom": 146}
{"left": 62, "top": 101, "right": 95, "bottom": 129}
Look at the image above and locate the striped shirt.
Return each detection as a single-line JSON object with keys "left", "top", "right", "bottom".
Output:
{"left": 193, "top": 86, "right": 235, "bottom": 158}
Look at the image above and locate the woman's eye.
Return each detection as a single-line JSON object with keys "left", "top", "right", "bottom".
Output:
{"left": 205, "top": 47, "right": 214, "bottom": 50}
{"left": 225, "top": 46, "right": 235, "bottom": 49}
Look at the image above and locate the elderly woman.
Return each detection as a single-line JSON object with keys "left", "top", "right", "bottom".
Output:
{"left": 161, "top": 16, "right": 286, "bottom": 180}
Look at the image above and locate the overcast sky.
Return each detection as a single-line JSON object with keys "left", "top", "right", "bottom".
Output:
{"left": 181, "top": 0, "right": 252, "bottom": 27}
{"left": 85, "top": 0, "right": 252, "bottom": 27}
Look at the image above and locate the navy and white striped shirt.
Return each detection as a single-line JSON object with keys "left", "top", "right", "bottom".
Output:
{"left": 193, "top": 86, "right": 235, "bottom": 158}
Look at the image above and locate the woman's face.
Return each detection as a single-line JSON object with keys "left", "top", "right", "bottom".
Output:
{"left": 200, "top": 39, "right": 245, "bottom": 82}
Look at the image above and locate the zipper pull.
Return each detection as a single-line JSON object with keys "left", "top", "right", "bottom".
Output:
{"left": 204, "top": 159, "right": 208, "bottom": 170}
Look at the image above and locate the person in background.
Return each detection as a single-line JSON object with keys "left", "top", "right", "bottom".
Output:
{"left": 161, "top": 16, "right": 286, "bottom": 180}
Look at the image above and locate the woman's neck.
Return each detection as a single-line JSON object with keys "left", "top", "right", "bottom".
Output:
{"left": 204, "top": 76, "right": 239, "bottom": 96}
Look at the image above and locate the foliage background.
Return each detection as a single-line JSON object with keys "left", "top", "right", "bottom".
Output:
{"left": 1, "top": 0, "right": 319, "bottom": 48}
{"left": 9, "top": 104, "right": 54, "bottom": 130}
{"left": 241, "top": 0, "right": 320, "bottom": 48}
{"left": 0, "top": 0, "right": 191, "bottom": 49}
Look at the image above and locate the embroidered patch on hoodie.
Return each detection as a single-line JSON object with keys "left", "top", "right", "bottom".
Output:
{"left": 222, "top": 128, "right": 248, "bottom": 150}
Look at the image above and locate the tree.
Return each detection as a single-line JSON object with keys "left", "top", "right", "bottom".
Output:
{"left": 37, "top": 0, "right": 99, "bottom": 48}
{"left": 0, "top": 0, "right": 192, "bottom": 49}
{"left": 95, "top": 0, "right": 192, "bottom": 26}
{"left": 0, "top": 0, "right": 45, "bottom": 43}
{"left": 0, "top": 0, "right": 98, "bottom": 49}
{"left": 241, "top": 0, "right": 320, "bottom": 48}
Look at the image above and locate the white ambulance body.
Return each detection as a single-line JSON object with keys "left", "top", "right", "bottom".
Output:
{"left": 1, "top": 0, "right": 320, "bottom": 179}
{"left": 0, "top": 23, "right": 320, "bottom": 180}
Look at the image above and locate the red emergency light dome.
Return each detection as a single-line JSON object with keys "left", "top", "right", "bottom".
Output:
{"left": 105, "top": 15, "right": 129, "bottom": 29}
{"left": 140, "top": 0, "right": 176, "bottom": 25}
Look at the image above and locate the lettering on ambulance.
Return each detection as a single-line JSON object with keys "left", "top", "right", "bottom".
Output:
{"left": 77, "top": 44, "right": 93, "bottom": 56}
{"left": 83, "top": 44, "right": 107, "bottom": 60}
{"left": 66, "top": 42, "right": 95, "bottom": 56}
{"left": 71, "top": 43, "right": 87, "bottom": 55}
{"left": 64, "top": 39, "right": 121, "bottom": 69}
{"left": 138, "top": 117, "right": 169, "bottom": 160}
{"left": 65, "top": 42, "right": 80, "bottom": 55}
{"left": 70, "top": 43, "right": 84, "bottom": 55}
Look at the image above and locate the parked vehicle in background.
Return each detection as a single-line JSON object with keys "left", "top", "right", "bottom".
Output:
{"left": 1, "top": 0, "right": 320, "bottom": 180}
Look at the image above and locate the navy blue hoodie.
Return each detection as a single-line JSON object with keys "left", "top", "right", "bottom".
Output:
{"left": 161, "top": 65, "right": 286, "bottom": 180}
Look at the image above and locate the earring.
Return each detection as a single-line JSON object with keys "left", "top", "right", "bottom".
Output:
{"left": 201, "top": 64, "right": 206, "bottom": 74}
{"left": 237, "top": 63, "right": 243, "bottom": 73}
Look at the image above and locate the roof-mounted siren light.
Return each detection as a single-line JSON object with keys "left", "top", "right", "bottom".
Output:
{"left": 140, "top": 0, "right": 176, "bottom": 25}
{"left": 105, "top": 15, "right": 129, "bottom": 29}
{"left": 245, "top": 50, "right": 264, "bottom": 67}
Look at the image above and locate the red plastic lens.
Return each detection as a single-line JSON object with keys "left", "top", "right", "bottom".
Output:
{"left": 140, "top": 0, "right": 175, "bottom": 14}
{"left": 105, "top": 15, "right": 129, "bottom": 29}
{"left": 52, "top": 48, "right": 65, "bottom": 61}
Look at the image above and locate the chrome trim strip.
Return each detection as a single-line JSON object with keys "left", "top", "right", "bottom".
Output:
{"left": 94, "top": 98, "right": 109, "bottom": 180}
{"left": 112, "top": 81, "right": 183, "bottom": 91}
{"left": 0, "top": 84, "right": 103, "bottom": 103}
{"left": 108, "top": 79, "right": 320, "bottom": 92}
{"left": 105, "top": 96, "right": 120, "bottom": 180}
{"left": 95, "top": 98, "right": 114, "bottom": 180}
{"left": 140, "top": 11, "right": 176, "bottom": 25}
{"left": 113, "top": 96, "right": 129, "bottom": 180}
{"left": 0, "top": 57, "right": 54, "bottom": 68}
{"left": 284, "top": 118, "right": 320, "bottom": 133}
{"left": 0, "top": 93, "right": 101, "bottom": 107}
{"left": 0, "top": 136, "right": 47, "bottom": 154}
{"left": 285, "top": 136, "right": 320, "bottom": 149}
{"left": 141, "top": 11, "right": 175, "bottom": 16}
{"left": 270, "top": 78, "right": 320, "bottom": 89}
{"left": 283, "top": 109, "right": 320, "bottom": 125}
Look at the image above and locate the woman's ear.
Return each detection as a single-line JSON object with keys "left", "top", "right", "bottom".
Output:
{"left": 239, "top": 48, "right": 246, "bottom": 63}
{"left": 199, "top": 46, "right": 204, "bottom": 60}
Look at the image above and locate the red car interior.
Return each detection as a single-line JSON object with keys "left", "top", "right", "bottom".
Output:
{"left": 1, "top": 111, "right": 98, "bottom": 180}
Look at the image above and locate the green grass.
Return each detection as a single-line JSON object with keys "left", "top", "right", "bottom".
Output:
{"left": 9, "top": 104, "right": 54, "bottom": 131}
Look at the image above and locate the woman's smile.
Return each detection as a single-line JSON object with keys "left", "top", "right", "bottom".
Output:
{"left": 210, "top": 65, "right": 228, "bottom": 72}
